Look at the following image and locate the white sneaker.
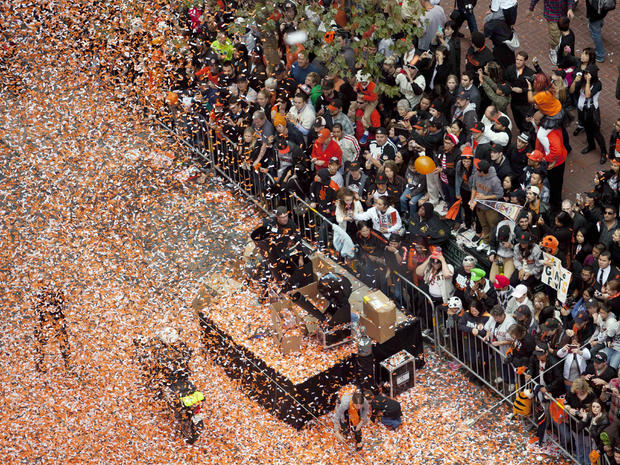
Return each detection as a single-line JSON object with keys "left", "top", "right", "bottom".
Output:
{"left": 476, "top": 242, "right": 489, "bottom": 252}
{"left": 549, "top": 48, "right": 558, "bottom": 65}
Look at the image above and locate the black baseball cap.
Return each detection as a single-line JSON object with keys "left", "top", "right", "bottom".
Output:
{"left": 471, "top": 121, "right": 485, "bottom": 133}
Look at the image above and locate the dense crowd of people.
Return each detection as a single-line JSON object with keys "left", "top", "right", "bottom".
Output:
{"left": 139, "top": 0, "right": 620, "bottom": 461}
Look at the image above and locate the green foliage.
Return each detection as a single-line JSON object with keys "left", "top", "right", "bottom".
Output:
{"left": 232, "top": 0, "right": 426, "bottom": 96}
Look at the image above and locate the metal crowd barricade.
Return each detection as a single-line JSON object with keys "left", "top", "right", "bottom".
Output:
{"left": 433, "top": 302, "right": 587, "bottom": 464}
{"left": 529, "top": 393, "right": 587, "bottom": 465}
{"left": 390, "top": 271, "right": 437, "bottom": 343}
{"left": 146, "top": 101, "right": 588, "bottom": 464}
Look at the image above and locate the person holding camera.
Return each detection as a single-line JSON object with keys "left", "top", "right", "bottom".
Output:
{"left": 584, "top": 351, "right": 616, "bottom": 399}
{"left": 395, "top": 64, "right": 427, "bottom": 110}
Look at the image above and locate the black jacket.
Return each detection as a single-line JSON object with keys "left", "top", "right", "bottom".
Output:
{"left": 527, "top": 353, "right": 565, "bottom": 398}
{"left": 504, "top": 64, "right": 535, "bottom": 107}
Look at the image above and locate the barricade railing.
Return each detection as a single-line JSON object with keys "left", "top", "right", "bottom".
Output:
{"left": 146, "top": 103, "right": 585, "bottom": 464}
{"left": 433, "top": 302, "right": 587, "bottom": 464}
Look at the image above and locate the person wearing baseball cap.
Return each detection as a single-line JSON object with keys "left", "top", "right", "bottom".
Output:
{"left": 524, "top": 182, "right": 552, "bottom": 226}
{"left": 454, "top": 91, "right": 477, "bottom": 136}
{"left": 583, "top": 349, "right": 615, "bottom": 397}
{"left": 328, "top": 98, "right": 355, "bottom": 136}
{"left": 505, "top": 283, "right": 533, "bottom": 317}
{"left": 512, "top": 228, "right": 543, "bottom": 288}
{"left": 525, "top": 149, "right": 545, "bottom": 174}
{"left": 467, "top": 268, "right": 498, "bottom": 311}
{"left": 452, "top": 255, "right": 477, "bottom": 303}
{"left": 311, "top": 127, "right": 342, "bottom": 170}
{"left": 489, "top": 143, "right": 513, "bottom": 181}
{"left": 505, "top": 132, "right": 531, "bottom": 176}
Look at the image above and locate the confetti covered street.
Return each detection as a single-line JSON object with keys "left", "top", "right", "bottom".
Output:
{"left": 0, "top": 2, "right": 580, "bottom": 464}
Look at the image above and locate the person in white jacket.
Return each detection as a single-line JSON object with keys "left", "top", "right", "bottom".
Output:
{"left": 353, "top": 196, "right": 402, "bottom": 239}
{"left": 482, "top": 304, "right": 516, "bottom": 385}
{"left": 557, "top": 340, "right": 591, "bottom": 390}
{"left": 287, "top": 93, "right": 315, "bottom": 138}
{"left": 594, "top": 305, "right": 620, "bottom": 369}
{"left": 335, "top": 187, "right": 364, "bottom": 235}
{"left": 482, "top": 305, "right": 516, "bottom": 357}
{"left": 395, "top": 65, "right": 426, "bottom": 109}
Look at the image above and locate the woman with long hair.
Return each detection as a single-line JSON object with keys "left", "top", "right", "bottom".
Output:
{"left": 454, "top": 147, "right": 475, "bottom": 233}
{"left": 570, "top": 48, "right": 597, "bottom": 135}
{"left": 335, "top": 187, "right": 364, "bottom": 238}
{"left": 527, "top": 72, "right": 564, "bottom": 157}
{"left": 382, "top": 160, "right": 406, "bottom": 204}
{"left": 574, "top": 65, "right": 608, "bottom": 164}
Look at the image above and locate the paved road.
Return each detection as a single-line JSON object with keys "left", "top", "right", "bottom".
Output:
{"left": 466, "top": 0, "right": 619, "bottom": 197}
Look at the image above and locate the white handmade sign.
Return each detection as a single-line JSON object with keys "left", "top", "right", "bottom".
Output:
{"left": 541, "top": 252, "right": 572, "bottom": 303}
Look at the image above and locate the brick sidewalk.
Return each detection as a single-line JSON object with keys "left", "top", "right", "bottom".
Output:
{"left": 465, "top": 1, "right": 619, "bottom": 198}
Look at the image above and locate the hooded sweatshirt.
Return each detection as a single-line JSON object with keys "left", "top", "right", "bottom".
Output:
{"left": 469, "top": 166, "right": 504, "bottom": 210}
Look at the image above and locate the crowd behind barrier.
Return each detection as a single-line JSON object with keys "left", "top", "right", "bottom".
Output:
{"left": 95, "top": 0, "right": 620, "bottom": 462}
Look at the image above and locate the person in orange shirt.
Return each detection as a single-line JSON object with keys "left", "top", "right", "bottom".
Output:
{"left": 534, "top": 122, "right": 566, "bottom": 209}
{"left": 527, "top": 73, "right": 564, "bottom": 157}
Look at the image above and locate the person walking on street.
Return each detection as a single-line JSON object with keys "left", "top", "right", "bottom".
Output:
{"left": 527, "top": 0, "right": 575, "bottom": 66}
{"left": 585, "top": 0, "right": 611, "bottom": 63}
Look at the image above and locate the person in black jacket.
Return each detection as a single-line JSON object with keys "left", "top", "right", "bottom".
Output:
{"left": 525, "top": 342, "right": 566, "bottom": 446}
{"left": 465, "top": 32, "right": 494, "bottom": 86}
{"left": 489, "top": 143, "right": 514, "bottom": 181}
{"left": 365, "top": 390, "right": 403, "bottom": 430}
{"left": 434, "top": 21, "right": 461, "bottom": 77}
{"left": 483, "top": 11, "right": 515, "bottom": 69}
{"left": 458, "top": 299, "right": 491, "bottom": 380}
{"left": 504, "top": 52, "right": 535, "bottom": 132}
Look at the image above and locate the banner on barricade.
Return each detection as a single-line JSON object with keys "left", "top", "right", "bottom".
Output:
{"left": 541, "top": 252, "right": 572, "bottom": 303}
{"left": 476, "top": 200, "right": 522, "bottom": 223}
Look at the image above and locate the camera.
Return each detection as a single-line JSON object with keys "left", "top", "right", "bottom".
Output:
{"left": 524, "top": 75, "right": 535, "bottom": 84}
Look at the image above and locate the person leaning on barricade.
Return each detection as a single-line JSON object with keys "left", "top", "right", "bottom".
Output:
{"left": 481, "top": 305, "right": 516, "bottom": 388}
{"left": 457, "top": 299, "right": 491, "bottom": 381}
{"left": 524, "top": 342, "right": 566, "bottom": 448}
{"left": 465, "top": 268, "right": 497, "bottom": 312}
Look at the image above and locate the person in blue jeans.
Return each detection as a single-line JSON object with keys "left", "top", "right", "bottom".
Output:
{"left": 399, "top": 158, "right": 427, "bottom": 219}
{"left": 452, "top": 0, "right": 478, "bottom": 36}
{"left": 365, "top": 390, "right": 403, "bottom": 430}
{"left": 585, "top": 0, "right": 610, "bottom": 63}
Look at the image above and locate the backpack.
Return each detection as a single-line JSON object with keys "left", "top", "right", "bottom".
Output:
{"left": 596, "top": 0, "right": 615, "bottom": 13}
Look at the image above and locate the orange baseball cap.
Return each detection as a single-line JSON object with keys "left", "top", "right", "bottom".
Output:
{"left": 317, "top": 128, "right": 331, "bottom": 143}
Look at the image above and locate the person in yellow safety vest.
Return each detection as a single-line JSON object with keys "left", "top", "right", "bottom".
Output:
{"left": 180, "top": 390, "right": 204, "bottom": 408}
{"left": 210, "top": 31, "right": 233, "bottom": 62}
{"left": 333, "top": 389, "right": 370, "bottom": 451}
{"left": 34, "top": 287, "right": 70, "bottom": 372}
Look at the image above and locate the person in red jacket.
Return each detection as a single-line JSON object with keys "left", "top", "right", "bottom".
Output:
{"left": 535, "top": 127, "right": 566, "bottom": 209}
{"left": 312, "top": 128, "right": 343, "bottom": 170}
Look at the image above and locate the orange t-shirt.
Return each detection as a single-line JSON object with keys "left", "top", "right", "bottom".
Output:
{"left": 533, "top": 91, "right": 561, "bottom": 117}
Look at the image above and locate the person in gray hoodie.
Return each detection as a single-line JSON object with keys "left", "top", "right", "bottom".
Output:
{"left": 469, "top": 159, "right": 504, "bottom": 247}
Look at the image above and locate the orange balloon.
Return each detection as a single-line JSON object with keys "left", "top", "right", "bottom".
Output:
{"left": 166, "top": 91, "right": 179, "bottom": 105}
{"left": 414, "top": 155, "right": 436, "bottom": 175}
